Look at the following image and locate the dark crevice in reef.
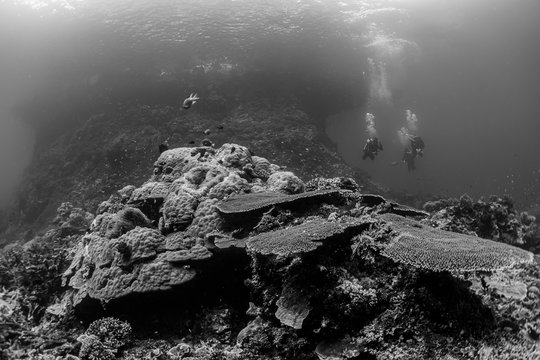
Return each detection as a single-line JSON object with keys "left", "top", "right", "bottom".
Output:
{"left": 409, "top": 271, "right": 496, "bottom": 337}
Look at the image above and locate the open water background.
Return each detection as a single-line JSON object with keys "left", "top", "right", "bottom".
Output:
{"left": 0, "top": 0, "right": 539, "bottom": 210}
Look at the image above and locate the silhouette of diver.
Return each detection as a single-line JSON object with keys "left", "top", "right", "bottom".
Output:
{"left": 408, "top": 134, "right": 425, "bottom": 158}
{"left": 402, "top": 134, "right": 425, "bottom": 171}
{"left": 402, "top": 148, "right": 416, "bottom": 171}
{"left": 362, "top": 137, "right": 383, "bottom": 160}
{"left": 393, "top": 128, "right": 425, "bottom": 171}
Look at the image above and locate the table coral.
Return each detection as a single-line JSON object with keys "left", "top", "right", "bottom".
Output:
{"left": 216, "top": 189, "right": 343, "bottom": 218}
{"left": 246, "top": 218, "right": 365, "bottom": 257}
{"left": 380, "top": 214, "right": 533, "bottom": 272}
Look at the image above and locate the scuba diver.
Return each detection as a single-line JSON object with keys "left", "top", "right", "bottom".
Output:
{"left": 362, "top": 137, "right": 383, "bottom": 160}
{"left": 408, "top": 134, "right": 425, "bottom": 157}
{"left": 402, "top": 148, "right": 416, "bottom": 172}
{"left": 396, "top": 127, "right": 425, "bottom": 172}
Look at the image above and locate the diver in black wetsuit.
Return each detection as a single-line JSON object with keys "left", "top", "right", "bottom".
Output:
{"left": 400, "top": 135, "right": 424, "bottom": 171}
{"left": 409, "top": 135, "right": 425, "bottom": 158}
{"left": 402, "top": 148, "right": 416, "bottom": 172}
{"left": 362, "top": 137, "right": 384, "bottom": 160}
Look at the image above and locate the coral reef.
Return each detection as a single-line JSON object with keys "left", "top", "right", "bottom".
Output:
{"left": 266, "top": 171, "right": 305, "bottom": 194}
{"left": 53, "top": 202, "right": 95, "bottom": 236}
{"left": 0, "top": 203, "right": 85, "bottom": 359}
{"left": 81, "top": 317, "right": 132, "bottom": 356}
{"left": 63, "top": 143, "right": 350, "bottom": 308}
{"left": 2, "top": 143, "right": 538, "bottom": 360}
{"left": 246, "top": 218, "right": 366, "bottom": 257}
{"left": 423, "top": 194, "right": 539, "bottom": 251}
{"left": 380, "top": 214, "right": 533, "bottom": 272}
{"left": 216, "top": 189, "right": 343, "bottom": 219}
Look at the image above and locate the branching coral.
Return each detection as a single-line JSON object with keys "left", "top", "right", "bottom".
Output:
{"left": 78, "top": 334, "right": 116, "bottom": 360}
{"left": 0, "top": 239, "right": 72, "bottom": 321}
{"left": 85, "top": 317, "right": 132, "bottom": 352}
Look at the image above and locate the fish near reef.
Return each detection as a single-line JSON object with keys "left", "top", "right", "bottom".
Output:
{"left": 182, "top": 93, "right": 199, "bottom": 110}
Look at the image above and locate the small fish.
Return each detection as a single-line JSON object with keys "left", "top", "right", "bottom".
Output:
{"left": 201, "top": 138, "right": 214, "bottom": 147}
{"left": 158, "top": 143, "right": 169, "bottom": 154}
{"left": 204, "top": 129, "right": 211, "bottom": 135}
{"left": 182, "top": 93, "right": 199, "bottom": 110}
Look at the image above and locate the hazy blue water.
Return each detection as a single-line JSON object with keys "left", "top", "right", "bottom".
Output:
{"left": 0, "top": 0, "right": 539, "bottom": 210}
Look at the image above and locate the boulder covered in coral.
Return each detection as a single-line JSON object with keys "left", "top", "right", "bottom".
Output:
{"left": 64, "top": 143, "right": 352, "bottom": 309}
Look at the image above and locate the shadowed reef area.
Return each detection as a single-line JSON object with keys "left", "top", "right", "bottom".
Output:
{"left": 1, "top": 138, "right": 539, "bottom": 360}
